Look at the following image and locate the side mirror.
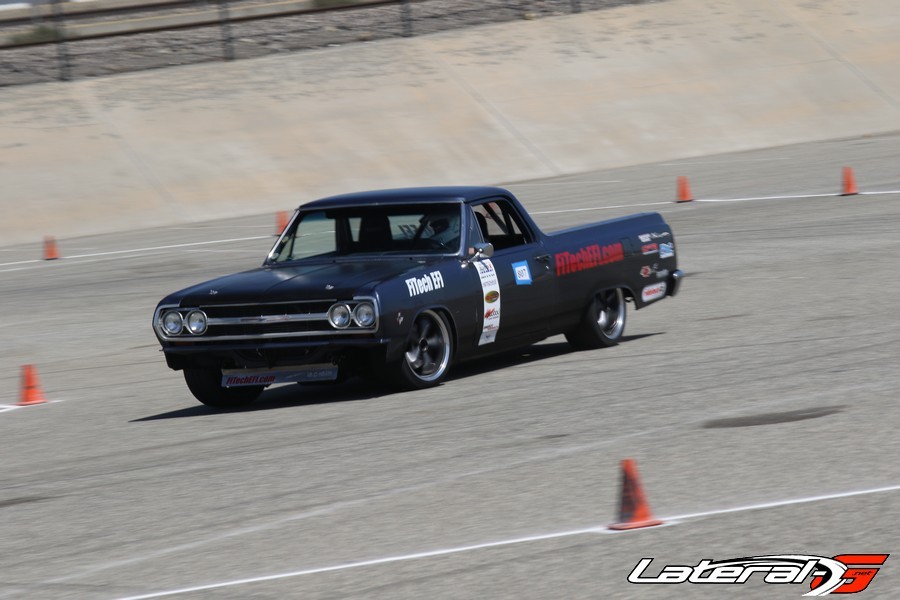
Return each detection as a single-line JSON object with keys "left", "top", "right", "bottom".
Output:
{"left": 467, "top": 242, "right": 494, "bottom": 264}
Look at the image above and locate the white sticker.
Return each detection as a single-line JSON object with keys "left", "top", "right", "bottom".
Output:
{"left": 641, "top": 282, "right": 667, "bottom": 302}
{"left": 512, "top": 260, "right": 532, "bottom": 285}
{"left": 476, "top": 259, "right": 501, "bottom": 345}
{"left": 405, "top": 270, "right": 445, "bottom": 297}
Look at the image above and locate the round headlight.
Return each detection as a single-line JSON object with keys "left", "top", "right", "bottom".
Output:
{"left": 328, "top": 304, "right": 352, "bottom": 329}
{"left": 353, "top": 302, "right": 376, "bottom": 328}
{"left": 162, "top": 311, "right": 184, "bottom": 335}
{"left": 185, "top": 310, "right": 208, "bottom": 335}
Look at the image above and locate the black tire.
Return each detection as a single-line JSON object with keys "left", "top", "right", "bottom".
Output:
{"left": 183, "top": 368, "right": 263, "bottom": 409}
{"left": 390, "top": 309, "right": 453, "bottom": 390}
{"left": 565, "top": 288, "right": 626, "bottom": 350}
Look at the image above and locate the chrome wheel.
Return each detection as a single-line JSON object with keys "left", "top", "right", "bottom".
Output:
{"left": 403, "top": 310, "right": 452, "bottom": 383}
{"left": 596, "top": 288, "right": 626, "bottom": 339}
{"left": 564, "top": 287, "right": 627, "bottom": 350}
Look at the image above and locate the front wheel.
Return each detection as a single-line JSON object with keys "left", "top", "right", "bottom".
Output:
{"left": 183, "top": 368, "right": 263, "bottom": 409}
{"left": 565, "top": 288, "right": 626, "bottom": 350}
{"left": 390, "top": 309, "right": 453, "bottom": 390}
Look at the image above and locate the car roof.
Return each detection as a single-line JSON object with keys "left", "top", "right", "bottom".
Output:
{"left": 299, "top": 186, "right": 512, "bottom": 209}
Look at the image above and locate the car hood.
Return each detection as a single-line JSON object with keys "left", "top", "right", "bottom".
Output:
{"left": 163, "top": 259, "right": 437, "bottom": 307}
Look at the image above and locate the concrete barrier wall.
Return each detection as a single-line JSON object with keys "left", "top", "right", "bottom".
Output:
{"left": 2, "top": 0, "right": 899, "bottom": 245}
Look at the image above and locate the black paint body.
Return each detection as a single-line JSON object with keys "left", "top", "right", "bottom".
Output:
{"left": 152, "top": 187, "right": 681, "bottom": 379}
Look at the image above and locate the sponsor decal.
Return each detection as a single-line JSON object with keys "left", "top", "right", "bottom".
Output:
{"left": 476, "top": 259, "right": 501, "bottom": 345}
{"left": 641, "top": 243, "right": 659, "bottom": 255}
{"left": 512, "top": 260, "right": 532, "bottom": 285}
{"left": 639, "top": 232, "right": 671, "bottom": 243}
{"left": 222, "top": 365, "right": 339, "bottom": 387}
{"left": 659, "top": 242, "right": 674, "bottom": 259}
{"left": 224, "top": 374, "right": 276, "bottom": 386}
{"left": 641, "top": 282, "right": 667, "bottom": 301}
{"left": 555, "top": 242, "right": 624, "bottom": 276}
{"left": 628, "top": 554, "right": 889, "bottom": 595}
{"left": 405, "top": 270, "right": 445, "bottom": 297}
{"left": 641, "top": 264, "right": 670, "bottom": 279}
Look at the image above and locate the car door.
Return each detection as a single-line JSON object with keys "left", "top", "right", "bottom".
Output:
{"left": 468, "top": 198, "right": 558, "bottom": 349}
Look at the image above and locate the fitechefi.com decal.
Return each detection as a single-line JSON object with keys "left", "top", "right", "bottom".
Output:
{"left": 476, "top": 259, "right": 500, "bottom": 345}
{"left": 627, "top": 554, "right": 889, "bottom": 596}
{"left": 555, "top": 242, "right": 623, "bottom": 276}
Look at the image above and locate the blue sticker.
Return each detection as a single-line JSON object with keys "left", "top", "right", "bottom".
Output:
{"left": 659, "top": 243, "right": 674, "bottom": 259}
{"left": 512, "top": 261, "right": 532, "bottom": 285}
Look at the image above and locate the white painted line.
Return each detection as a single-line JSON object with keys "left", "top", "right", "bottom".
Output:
{"left": 113, "top": 483, "right": 900, "bottom": 600}
{"left": 0, "top": 405, "right": 20, "bottom": 413}
{"left": 694, "top": 190, "right": 900, "bottom": 203}
{"left": 63, "top": 236, "right": 271, "bottom": 259}
{"left": 532, "top": 201, "right": 671, "bottom": 215}
{"left": 0, "top": 259, "right": 41, "bottom": 268}
{"left": 667, "top": 482, "right": 900, "bottom": 521}
{"left": 509, "top": 180, "right": 623, "bottom": 186}
{"left": 658, "top": 157, "right": 793, "bottom": 165}
{"left": 0, "top": 236, "right": 270, "bottom": 269}
{"left": 169, "top": 225, "right": 275, "bottom": 230}
{"left": 114, "top": 527, "right": 607, "bottom": 600}
{"left": 696, "top": 192, "right": 838, "bottom": 202}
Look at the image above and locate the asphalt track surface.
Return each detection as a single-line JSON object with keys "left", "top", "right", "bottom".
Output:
{"left": 2, "top": 133, "right": 900, "bottom": 599}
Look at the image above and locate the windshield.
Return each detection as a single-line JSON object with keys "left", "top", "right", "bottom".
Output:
{"left": 267, "top": 203, "right": 463, "bottom": 263}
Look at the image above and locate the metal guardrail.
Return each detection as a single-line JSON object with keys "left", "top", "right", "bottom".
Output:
{"left": 0, "top": 0, "right": 201, "bottom": 25}
{"left": 0, "top": 0, "right": 600, "bottom": 86}
{"left": 0, "top": 0, "right": 410, "bottom": 48}
{"left": 0, "top": 0, "right": 404, "bottom": 46}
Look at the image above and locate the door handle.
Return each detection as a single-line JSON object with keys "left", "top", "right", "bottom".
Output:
{"left": 535, "top": 254, "right": 551, "bottom": 262}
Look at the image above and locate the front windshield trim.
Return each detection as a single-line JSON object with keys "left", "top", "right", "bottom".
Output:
{"left": 265, "top": 202, "right": 466, "bottom": 265}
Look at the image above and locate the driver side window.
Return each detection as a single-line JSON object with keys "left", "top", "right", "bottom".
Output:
{"left": 472, "top": 199, "right": 532, "bottom": 251}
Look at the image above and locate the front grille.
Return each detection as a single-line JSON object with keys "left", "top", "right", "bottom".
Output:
{"left": 202, "top": 300, "right": 333, "bottom": 339}
{"left": 155, "top": 299, "right": 378, "bottom": 342}
{"left": 202, "top": 301, "right": 334, "bottom": 319}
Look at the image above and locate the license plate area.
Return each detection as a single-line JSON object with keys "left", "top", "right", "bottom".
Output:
{"left": 221, "top": 364, "right": 338, "bottom": 387}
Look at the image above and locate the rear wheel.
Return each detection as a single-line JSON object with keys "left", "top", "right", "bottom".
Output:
{"left": 565, "top": 288, "right": 626, "bottom": 350}
{"left": 183, "top": 368, "right": 263, "bottom": 409}
{"left": 391, "top": 309, "right": 453, "bottom": 389}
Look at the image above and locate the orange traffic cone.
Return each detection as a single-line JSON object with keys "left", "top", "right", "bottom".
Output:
{"left": 276, "top": 211, "right": 290, "bottom": 235}
{"left": 676, "top": 176, "right": 694, "bottom": 203}
{"left": 18, "top": 365, "right": 48, "bottom": 406}
{"left": 841, "top": 167, "right": 858, "bottom": 196}
{"left": 608, "top": 459, "right": 663, "bottom": 530}
{"left": 43, "top": 236, "right": 60, "bottom": 260}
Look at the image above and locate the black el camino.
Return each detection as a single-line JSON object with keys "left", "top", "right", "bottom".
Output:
{"left": 153, "top": 187, "right": 683, "bottom": 408}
